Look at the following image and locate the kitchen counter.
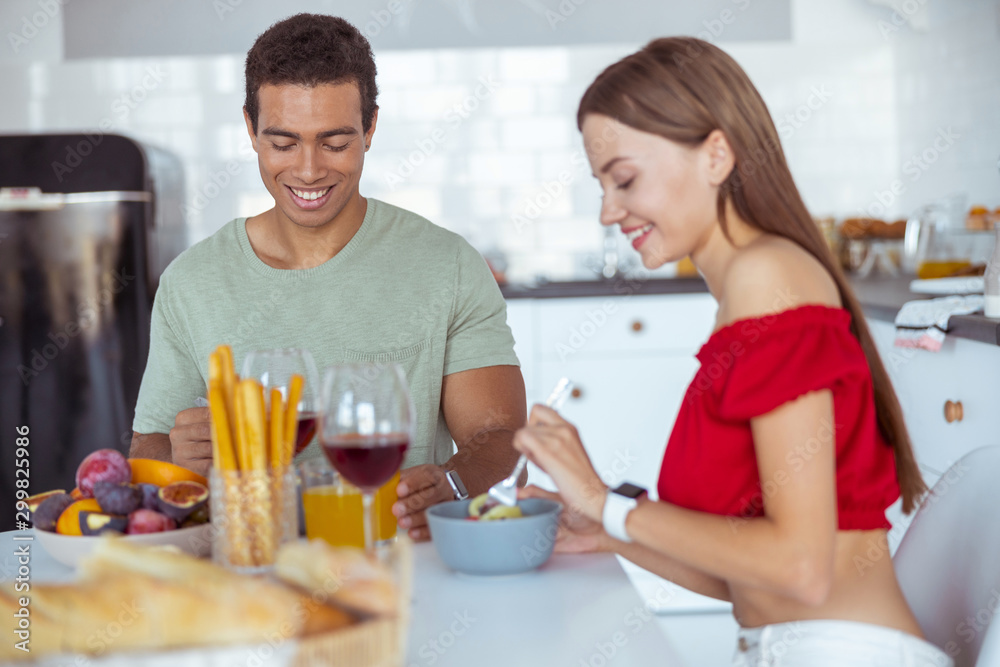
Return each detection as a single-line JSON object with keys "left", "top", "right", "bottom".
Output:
{"left": 500, "top": 276, "right": 708, "bottom": 300}
{"left": 850, "top": 276, "right": 1000, "bottom": 346}
{"left": 501, "top": 274, "right": 1000, "bottom": 347}
{"left": 1, "top": 531, "right": 683, "bottom": 666}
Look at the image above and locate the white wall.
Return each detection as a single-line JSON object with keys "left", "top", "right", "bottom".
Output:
{"left": 0, "top": 0, "right": 996, "bottom": 282}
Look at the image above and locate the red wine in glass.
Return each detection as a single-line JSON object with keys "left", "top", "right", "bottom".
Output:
{"left": 295, "top": 412, "right": 317, "bottom": 455}
{"left": 322, "top": 434, "right": 409, "bottom": 490}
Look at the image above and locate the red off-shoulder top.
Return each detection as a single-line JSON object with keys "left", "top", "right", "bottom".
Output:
{"left": 657, "top": 305, "right": 899, "bottom": 530}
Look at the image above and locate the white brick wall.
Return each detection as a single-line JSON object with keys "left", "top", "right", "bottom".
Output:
{"left": 0, "top": 0, "right": 996, "bottom": 282}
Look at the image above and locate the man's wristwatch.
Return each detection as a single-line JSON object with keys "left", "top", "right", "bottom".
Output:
{"left": 602, "top": 482, "right": 647, "bottom": 543}
{"left": 444, "top": 469, "right": 468, "bottom": 500}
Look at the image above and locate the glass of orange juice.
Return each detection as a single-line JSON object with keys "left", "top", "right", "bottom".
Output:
{"left": 298, "top": 457, "right": 399, "bottom": 549}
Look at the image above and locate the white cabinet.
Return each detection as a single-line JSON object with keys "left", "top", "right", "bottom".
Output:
{"left": 868, "top": 318, "right": 1000, "bottom": 552}
{"left": 506, "top": 293, "right": 717, "bottom": 492}
{"left": 868, "top": 319, "right": 1000, "bottom": 477}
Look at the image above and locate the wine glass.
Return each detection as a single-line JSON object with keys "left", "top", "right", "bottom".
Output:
{"left": 241, "top": 348, "right": 320, "bottom": 456}
{"left": 318, "top": 363, "right": 413, "bottom": 555}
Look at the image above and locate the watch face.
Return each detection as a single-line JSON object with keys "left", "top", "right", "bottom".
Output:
{"left": 446, "top": 470, "right": 468, "bottom": 499}
{"left": 614, "top": 482, "right": 647, "bottom": 499}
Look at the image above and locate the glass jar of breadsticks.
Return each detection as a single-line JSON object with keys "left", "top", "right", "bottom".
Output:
{"left": 206, "top": 344, "right": 301, "bottom": 574}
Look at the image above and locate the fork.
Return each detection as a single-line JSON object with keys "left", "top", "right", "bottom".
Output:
{"left": 487, "top": 377, "right": 574, "bottom": 507}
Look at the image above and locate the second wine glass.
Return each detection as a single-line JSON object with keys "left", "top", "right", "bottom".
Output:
{"left": 241, "top": 348, "right": 320, "bottom": 456}
{"left": 318, "top": 362, "right": 413, "bottom": 555}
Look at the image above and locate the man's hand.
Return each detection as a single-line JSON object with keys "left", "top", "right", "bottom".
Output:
{"left": 393, "top": 464, "right": 456, "bottom": 542}
{"left": 169, "top": 407, "right": 213, "bottom": 477}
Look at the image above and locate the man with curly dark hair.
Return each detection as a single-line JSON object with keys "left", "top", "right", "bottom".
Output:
{"left": 131, "top": 14, "right": 527, "bottom": 542}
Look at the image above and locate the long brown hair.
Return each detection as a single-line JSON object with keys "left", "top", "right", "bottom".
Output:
{"left": 578, "top": 37, "right": 926, "bottom": 513}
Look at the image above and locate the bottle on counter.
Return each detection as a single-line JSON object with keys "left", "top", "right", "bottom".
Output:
{"left": 986, "top": 222, "right": 1000, "bottom": 318}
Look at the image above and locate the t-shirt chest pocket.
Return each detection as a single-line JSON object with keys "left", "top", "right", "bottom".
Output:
{"left": 342, "top": 338, "right": 433, "bottom": 386}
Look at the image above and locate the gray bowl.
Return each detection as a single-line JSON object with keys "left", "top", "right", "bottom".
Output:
{"left": 426, "top": 498, "right": 563, "bottom": 576}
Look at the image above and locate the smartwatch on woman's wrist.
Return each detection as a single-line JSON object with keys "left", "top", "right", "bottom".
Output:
{"left": 602, "top": 482, "right": 647, "bottom": 542}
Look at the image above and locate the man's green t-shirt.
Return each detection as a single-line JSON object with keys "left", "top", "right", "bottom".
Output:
{"left": 133, "top": 198, "right": 520, "bottom": 468}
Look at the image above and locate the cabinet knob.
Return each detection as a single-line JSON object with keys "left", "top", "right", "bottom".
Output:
{"left": 570, "top": 387, "right": 583, "bottom": 400}
{"left": 631, "top": 320, "right": 644, "bottom": 333}
{"left": 944, "top": 400, "right": 964, "bottom": 423}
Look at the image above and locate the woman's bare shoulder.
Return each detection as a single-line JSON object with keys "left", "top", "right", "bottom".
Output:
{"left": 718, "top": 235, "right": 841, "bottom": 325}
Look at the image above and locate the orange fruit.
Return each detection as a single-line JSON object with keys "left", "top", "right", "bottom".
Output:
{"left": 55, "top": 498, "right": 102, "bottom": 536}
{"left": 129, "top": 458, "right": 208, "bottom": 488}
{"left": 70, "top": 487, "right": 83, "bottom": 500}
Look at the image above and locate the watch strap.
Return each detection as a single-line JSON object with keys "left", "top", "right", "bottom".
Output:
{"left": 602, "top": 483, "right": 644, "bottom": 542}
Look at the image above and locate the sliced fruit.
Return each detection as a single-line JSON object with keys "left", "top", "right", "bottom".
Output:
{"left": 93, "top": 481, "right": 143, "bottom": 515}
{"left": 31, "top": 493, "right": 74, "bottom": 532}
{"left": 126, "top": 509, "right": 176, "bottom": 534}
{"left": 55, "top": 498, "right": 102, "bottom": 536}
{"left": 138, "top": 483, "right": 160, "bottom": 510}
{"left": 480, "top": 504, "right": 523, "bottom": 521}
{"left": 76, "top": 449, "right": 132, "bottom": 498}
{"left": 70, "top": 487, "right": 84, "bottom": 500}
{"left": 155, "top": 481, "right": 209, "bottom": 522}
{"left": 129, "top": 458, "right": 208, "bottom": 488}
{"left": 26, "top": 490, "right": 67, "bottom": 515}
{"left": 79, "top": 511, "right": 128, "bottom": 536}
{"left": 468, "top": 493, "right": 495, "bottom": 518}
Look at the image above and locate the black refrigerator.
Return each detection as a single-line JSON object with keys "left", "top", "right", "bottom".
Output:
{"left": 0, "top": 134, "right": 185, "bottom": 531}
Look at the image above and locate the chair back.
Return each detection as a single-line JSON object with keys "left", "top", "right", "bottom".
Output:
{"left": 894, "top": 446, "right": 1000, "bottom": 667}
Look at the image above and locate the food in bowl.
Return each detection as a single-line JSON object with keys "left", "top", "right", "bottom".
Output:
{"left": 467, "top": 493, "right": 523, "bottom": 521}
{"left": 427, "top": 497, "right": 563, "bottom": 575}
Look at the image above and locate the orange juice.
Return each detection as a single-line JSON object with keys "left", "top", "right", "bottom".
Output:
{"left": 917, "top": 260, "right": 972, "bottom": 279}
{"left": 302, "top": 470, "right": 399, "bottom": 547}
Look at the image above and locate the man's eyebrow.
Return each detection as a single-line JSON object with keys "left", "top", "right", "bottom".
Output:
{"left": 261, "top": 126, "right": 358, "bottom": 140}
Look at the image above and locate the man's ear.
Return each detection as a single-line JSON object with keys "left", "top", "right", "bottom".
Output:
{"left": 364, "top": 106, "right": 379, "bottom": 150}
{"left": 703, "top": 129, "right": 735, "bottom": 187}
{"left": 243, "top": 107, "right": 259, "bottom": 152}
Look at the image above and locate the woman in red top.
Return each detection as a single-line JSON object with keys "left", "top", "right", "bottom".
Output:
{"left": 515, "top": 38, "right": 951, "bottom": 666}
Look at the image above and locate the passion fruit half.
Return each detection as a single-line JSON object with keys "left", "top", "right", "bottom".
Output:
{"left": 26, "top": 489, "right": 67, "bottom": 515}
{"left": 31, "top": 493, "right": 74, "bottom": 532}
{"left": 79, "top": 511, "right": 128, "bottom": 536}
{"left": 155, "top": 481, "right": 209, "bottom": 522}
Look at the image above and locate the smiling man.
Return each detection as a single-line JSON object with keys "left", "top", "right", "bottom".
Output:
{"left": 129, "top": 14, "right": 526, "bottom": 541}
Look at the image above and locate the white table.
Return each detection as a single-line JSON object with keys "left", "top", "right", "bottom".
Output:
{"left": 1, "top": 531, "right": 684, "bottom": 666}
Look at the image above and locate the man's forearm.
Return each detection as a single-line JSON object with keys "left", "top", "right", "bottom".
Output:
{"left": 446, "top": 427, "right": 523, "bottom": 497}
{"left": 130, "top": 431, "right": 172, "bottom": 462}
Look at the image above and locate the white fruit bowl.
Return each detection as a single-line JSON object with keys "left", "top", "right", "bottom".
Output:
{"left": 33, "top": 523, "right": 212, "bottom": 568}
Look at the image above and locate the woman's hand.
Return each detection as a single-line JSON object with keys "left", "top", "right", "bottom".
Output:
{"left": 519, "top": 485, "right": 610, "bottom": 554}
{"left": 512, "top": 404, "right": 607, "bottom": 522}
